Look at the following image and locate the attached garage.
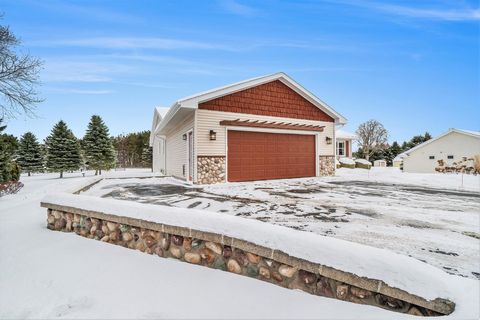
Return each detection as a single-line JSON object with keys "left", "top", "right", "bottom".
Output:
{"left": 150, "top": 72, "right": 347, "bottom": 184}
{"left": 227, "top": 130, "right": 316, "bottom": 182}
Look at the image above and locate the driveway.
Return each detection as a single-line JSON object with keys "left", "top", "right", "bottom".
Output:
{"left": 82, "top": 174, "right": 480, "bottom": 280}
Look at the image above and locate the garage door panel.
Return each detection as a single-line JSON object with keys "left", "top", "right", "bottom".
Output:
{"left": 228, "top": 130, "right": 316, "bottom": 182}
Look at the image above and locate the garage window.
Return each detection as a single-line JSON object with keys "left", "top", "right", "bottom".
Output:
{"left": 429, "top": 155, "right": 435, "bottom": 160}
{"left": 447, "top": 155, "right": 454, "bottom": 159}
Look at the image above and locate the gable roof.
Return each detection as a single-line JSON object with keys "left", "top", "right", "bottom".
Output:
{"left": 149, "top": 106, "right": 170, "bottom": 145}
{"left": 403, "top": 128, "right": 480, "bottom": 156}
{"left": 154, "top": 72, "right": 347, "bottom": 136}
{"left": 336, "top": 129, "right": 356, "bottom": 140}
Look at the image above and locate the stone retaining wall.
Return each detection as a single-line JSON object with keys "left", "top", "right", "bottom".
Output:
{"left": 319, "top": 155, "right": 335, "bottom": 176}
{"left": 197, "top": 156, "right": 226, "bottom": 184}
{"left": 42, "top": 202, "right": 454, "bottom": 317}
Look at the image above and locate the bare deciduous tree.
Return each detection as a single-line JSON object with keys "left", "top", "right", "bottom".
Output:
{"left": 356, "top": 119, "right": 388, "bottom": 161}
{"left": 1, "top": 18, "right": 43, "bottom": 118}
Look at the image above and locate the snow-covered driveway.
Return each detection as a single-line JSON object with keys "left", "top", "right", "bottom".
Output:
{"left": 84, "top": 168, "right": 480, "bottom": 280}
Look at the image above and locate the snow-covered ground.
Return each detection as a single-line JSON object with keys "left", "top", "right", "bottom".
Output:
{"left": 1, "top": 169, "right": 479, "bottom": 319}
{"left": 84, "top": 168, "right": 480, "bottom": 281}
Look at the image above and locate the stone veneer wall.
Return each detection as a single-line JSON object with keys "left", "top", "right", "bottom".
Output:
{"left": 42, "top": 203, "right": 454, "bottom": 317}
{"left": 319, "top": 155, "right": 335, "bottom": 176}
{"left": 197, "top": 156, "right": 226, "bottom": 184}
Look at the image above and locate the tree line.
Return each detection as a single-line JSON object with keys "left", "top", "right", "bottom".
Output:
{"left": 354, "top": 119, "right": 432, "bottom": 165}
{"left": 0, "top": 116, "right": 153, "bottom": 183}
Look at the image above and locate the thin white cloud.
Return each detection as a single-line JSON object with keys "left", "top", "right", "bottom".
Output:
{"left": 219, "top": 0, "right": 256, "bottom": 16}
{"left": 30, "top": 37, "right": 232, "bottom": 51}
{"left": 376, "top": 3, "right": 480, "bottom": 21}
{"left": 42, "top": 60, "right": 134, "bottom": 83}
{"left": 47, "top": 88, "right": 113, "bottom": 95}
{"left": 324, "top": 0, "right": 480, "bottom": 22}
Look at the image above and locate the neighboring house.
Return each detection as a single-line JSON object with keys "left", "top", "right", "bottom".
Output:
{"left": 374, "top": 159, "right": 387, "bottom": 167}
{"left": 402, "top": 128, "right": 480, "bottom": 173}
{"left": 393, "top": 153, "right": 406, "bottom": 168}
{"left": 150, "top": 72, "right": 347, "bottom": 184}
{"left": 336, "top": 129, "right": 356, "bottom": 158}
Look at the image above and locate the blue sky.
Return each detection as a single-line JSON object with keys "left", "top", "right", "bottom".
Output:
{"left": 2, "top": 0, "right": 479, "bottom": 144}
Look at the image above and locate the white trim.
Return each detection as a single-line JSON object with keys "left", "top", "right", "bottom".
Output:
{"left": 185, "top": 129, "right": 194, "bottom": 184}
{"left": 315, "top": 134, "right": 319, "bottom": 177}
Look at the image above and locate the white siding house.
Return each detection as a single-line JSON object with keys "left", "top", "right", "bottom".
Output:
{"left": 402, "top": 129, "right": 480, "bottom": 173}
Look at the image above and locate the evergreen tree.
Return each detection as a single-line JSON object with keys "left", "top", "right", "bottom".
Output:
{"left": 17, "top": 132, "right": 44, "bottom": 176}
{"left": 45, "top": 120, "right": 82, "bottom": 178}
{"left": 0, "top": 118, "right": 20, "bottom": 182}
{"left": 82, "top": 115, "right": 116, "bottom": 175}
{"left": 141, "top": 146, "right": 153, "bottom": 170}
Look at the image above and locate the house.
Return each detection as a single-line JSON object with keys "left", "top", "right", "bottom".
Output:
{"left": 374, "top": 159, "right": 387, "bottom": 167}
{"left": 393, "top": 153, "right": 406, "bottom": 168}
{"left": 402, "top": 128, "right": 480, "bottom": 173}
{"left": 336, "top": 129, "right": 356, "bottom": 158}
{"left": 150, "top": 72, "right": 347, "bottom": 184}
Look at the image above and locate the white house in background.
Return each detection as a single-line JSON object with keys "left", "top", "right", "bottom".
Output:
{"left": 336, "top": 129, "right": 356, "bottom": 158}
{"left": 374, "top": 159, "right": 387, "bottom": 167}
{"left": 402, "top": 128, "right": 480, "bottom": 173}
{"left": 393, "top": 153, "right": 406, "bottom": 168}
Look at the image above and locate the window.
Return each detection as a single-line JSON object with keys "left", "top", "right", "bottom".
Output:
{"left": 337, "top": 141, "right": 345, "bottom": 156}
{"left": 447, "top": 155, "right": 454, "bottom": 159}
{"left": 429, "top": 156, "right": 435, "bottom": 160}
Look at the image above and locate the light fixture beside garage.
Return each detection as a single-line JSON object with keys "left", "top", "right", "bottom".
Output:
{"left": 325, "top": 136, "right": 333, "bottom": 145}
{"left": 209, "top": 130, "right": 217, "bottom": 141}
{"left": 182, "top": 133, "right": 187, "bottom": 141}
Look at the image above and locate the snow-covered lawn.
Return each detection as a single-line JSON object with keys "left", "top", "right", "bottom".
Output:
{"left": 84, "top": 168, "right": 480, "bottom": 281}
{"left": 1, "top": 169, "right": 479, "bottom": 319}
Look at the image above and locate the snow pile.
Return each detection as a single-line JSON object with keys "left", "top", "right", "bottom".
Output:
{"left": 355, "top": 159, "right": 372, "bottom": 165}
{"left": 339, "top": 158, "right": 355, "bottom": 165}
{"left": 43, "top": 192, "right": 474, "bottom": 303}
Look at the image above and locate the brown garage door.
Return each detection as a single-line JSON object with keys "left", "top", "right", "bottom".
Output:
{"left": 227, "top": 130, "right": 316, "bottom": 182}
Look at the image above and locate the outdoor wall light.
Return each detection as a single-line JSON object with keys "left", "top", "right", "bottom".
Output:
{"left": 326, "top": 136, "right": 333, "bottom": 145}
{"left": 182, "top": 133, "right": 187, "bottom": 141}
{"left": 209, "top": 130, "right": 217, "bottom": 141}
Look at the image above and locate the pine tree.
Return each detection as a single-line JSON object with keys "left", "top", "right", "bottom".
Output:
{"left": 0, "top": 118, "right": 10, "bottom": 183}
{"left": 82, "top": 115, "right": 116, "bottom": 175}
{"left": 45, "top": 120, "right": 82, "bottom": 178}
{"left": 17, "top": 132, "right": 44, "bottom": 176}
{"left": 141, "top": 146, "right": 153, "bottom": 170}
{"left": 0, "top": 118, "right": 20, "bottom": 183}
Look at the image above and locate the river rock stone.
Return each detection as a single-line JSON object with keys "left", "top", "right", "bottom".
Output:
{"left": 336, "top": 284, "right": 349, "bottom": 300}
{"left": 101, "top": 225, "right": 109, "bottom": 234}
{"left": 279, "top": 265, "right": 297, "bottom": 278}
{"left": 407, "top": 307, "right": 424, "bottom": 316}
{"left": 223, "top": 246, "right": 232, "bottom": 259}
{"left": 205, "top": 242, "right": 222, "bottom": 255}
{"left": 95, "top": 229, "right": 104, "bottom": 239}
{"left": 183, "top": 237, "right": 192, "bottom": 250}
{"left": 271, "top": 271, "right": 283, "bottom": 283}
{"left": 101, "top": 235, "right": 109, "bottom": 242}
{"left": 170, "top": 247, "right": 182, "bottom": 259}
{"left": 122, "top": 232, "right": 133, "bottom": 242}
{"left": 350, "top": 286, "right": 371, "bottom": 299}
{"left": 246, "top": 252, "right": 261, "bottom": 264}
{"left": 192, "top": 239, "right": 202, "bottom": 248}
{"left": 234, "top": 250, "right": 248, "bottom": 266}
{"left": 107, "top": 221, "right": 118, "bottom": 232}
{"left": 52, "top": 210, "right": 62, "bottom": 219}
{"left": 184, "top": 253, "right": 201, "bottom": 264}
{"left": 155, "top": 247, "right": 164, "bottom": 257}
{"left": 246, "top": 265, "right": 258, "bottom": 277}
{"left": 73, "top": 214, "right": 81, "bottom": 223}
{"left": 144, "top": 235, "right": 157, "bottom": 248}
{"left": 259, "top": 267, "right": 271, "bottom": 279}
{"left": 227, "top": 259, "right": 242, "bottom": 274}
{"left": 47, "top": 214, "right": 55, "bottom": 224}
{"left": 200, "top": 248, "right": 216, "bottom": 264}
{"left": 136, "top": 241, "right": 146, "bottom": 252}
{"left": 299, "top": 270, "right": 316, "bottom": 284}
{"left": 172, "top": 235, "right": 184, "bottom": 246}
